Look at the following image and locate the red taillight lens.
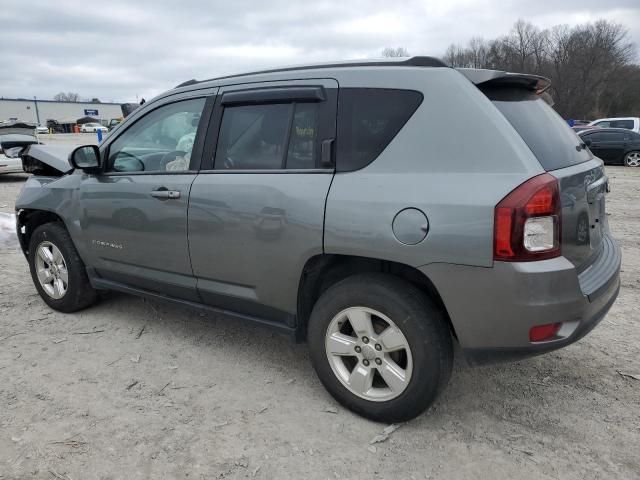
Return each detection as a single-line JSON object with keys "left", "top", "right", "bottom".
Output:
{"left": 494, "top": 173, "right": 561, "bottom": 261}
{"left": 529, "top": 322, "right": 562, "bottom": 342}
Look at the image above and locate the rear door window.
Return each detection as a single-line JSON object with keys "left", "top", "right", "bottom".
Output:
{"left": 486, "top": 87, "right": 591, "bottom": 171}
{"left": 610, "top": 120, "right": 634, "bottom": 129}
{"left": 214, "top": 102, "right": 321, "bottom": 170}
{"left": 336, "top": 88, "right": 423, "bottom": 172}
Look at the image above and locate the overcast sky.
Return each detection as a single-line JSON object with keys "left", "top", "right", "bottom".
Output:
{"left": 1, "top": 0, "right": 639, "bottom": 103}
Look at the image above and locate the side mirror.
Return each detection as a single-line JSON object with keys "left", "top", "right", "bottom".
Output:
{"left": 584, "top": 138, "right": 592, "bottom": 147}
{"left": 70, "top": 145, "right": 101, "bottom": 171}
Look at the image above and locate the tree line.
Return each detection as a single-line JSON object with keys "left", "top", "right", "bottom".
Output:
{"left": 441, "top": 19, "right": 639, "bottom": 120}
{"left": 53, "top": 92, "right": 101, "bottom": 103}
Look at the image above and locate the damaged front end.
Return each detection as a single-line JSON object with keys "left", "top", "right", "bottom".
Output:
{"left": 21, "top": 144, "right": 75, "bottom": 176}
{"left": 15, "top": 144, "right": 81, "bottom": 258}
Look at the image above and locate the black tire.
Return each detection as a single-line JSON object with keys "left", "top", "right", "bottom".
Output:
{"left": 28, "top": 222, "right": 99, "bottom": 312}
{"left": 307, "top": 273, "right": 453, "bottom": 423}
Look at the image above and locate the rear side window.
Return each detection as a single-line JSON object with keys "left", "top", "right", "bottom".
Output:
{"left": 584, "top": 132, "right": 603, "bottom": 142}
{"left": 336, "top": 88, "right": 423, "bottom": 172}
{"left": 487, "top": 87, "right": 591, "bottom": 171}
{"left": 610, "top": 120, "right": 634, "bottom": 129}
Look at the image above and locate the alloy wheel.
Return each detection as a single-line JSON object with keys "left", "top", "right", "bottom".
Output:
{"left": 625, "top": 151, "right": 640, "bottom": 167}
{"left": 35, "top": 241, "right": 68, "bottom": 299}
{"left": 325, "top": 307, "right": 413, "bottom": 402}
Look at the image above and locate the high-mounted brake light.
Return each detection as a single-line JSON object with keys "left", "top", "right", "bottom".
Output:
{"left": 494, "top": 173, "right": 561, "bottom": 261}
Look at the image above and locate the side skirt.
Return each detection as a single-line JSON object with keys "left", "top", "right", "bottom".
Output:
{"left": 88, "top": 274, "right": 298, "bottom": 340}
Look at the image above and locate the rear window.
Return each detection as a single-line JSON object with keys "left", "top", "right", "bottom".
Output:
{"left": 336, "top": 88, "right": 423, "bottom": 172}
{"left": 486, "top": 87, "right": 591, "bottom": 171}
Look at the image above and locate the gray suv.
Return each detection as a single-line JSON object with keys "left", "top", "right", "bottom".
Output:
{"left": 15, "top": 57, "right": 621, "bottom": 422}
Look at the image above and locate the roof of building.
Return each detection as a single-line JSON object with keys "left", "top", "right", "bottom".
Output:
{"left": 0, "top": 98, "right": 123, "bottom": 106}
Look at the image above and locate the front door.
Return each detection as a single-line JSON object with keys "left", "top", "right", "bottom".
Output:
{"left": 188, "top": 80, "right": 338, "bottom": 324}
{"left": 78, "top": 93, "right": 214, "bottom": 301}
{"left": 588, "top": 131, "right": 625, "bottom": 163}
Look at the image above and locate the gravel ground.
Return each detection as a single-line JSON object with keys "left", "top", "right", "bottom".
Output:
{"left": 0, "top": 139, "right": 639, "bottom": 479}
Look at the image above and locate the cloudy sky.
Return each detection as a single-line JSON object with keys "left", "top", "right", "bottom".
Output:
{"left": 1, "top": 0, "right": 639, "bottom": 102}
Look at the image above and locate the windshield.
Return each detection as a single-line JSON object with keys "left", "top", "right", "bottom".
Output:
{"left": 486, "top": 87, "right": 592, "bottom": 171}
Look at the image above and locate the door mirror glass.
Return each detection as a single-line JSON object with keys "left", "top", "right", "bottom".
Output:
{"left": 70, "top": 145, "right": 101, "bottom": 170}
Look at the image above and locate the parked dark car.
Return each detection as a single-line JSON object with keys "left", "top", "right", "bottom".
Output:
{"left": 579, "top": 128, "right": 640, "bottom": 167}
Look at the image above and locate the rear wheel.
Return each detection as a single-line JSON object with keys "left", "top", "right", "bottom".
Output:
{"left": 28, "top": 222, "right": 99, "bottom": 312}
{"left": 624, "top": 151, "right": 640, "bottom": 167}
{"left": 307, "top": 273, "right": 453, "bottom": 422}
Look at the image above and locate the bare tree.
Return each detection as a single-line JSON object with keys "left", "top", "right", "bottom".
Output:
{"left": 382, "top": 47, "right": 410, "bottom": 58}
{"left": 442, "top": 19, "right": 639, "bottom": 119}
{"left": 53, "top": 92, "right": 81, "bottom": 102}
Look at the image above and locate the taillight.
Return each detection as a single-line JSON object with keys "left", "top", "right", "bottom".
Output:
{"left": 494, "top": 173, "right": 561, "bottom": 261}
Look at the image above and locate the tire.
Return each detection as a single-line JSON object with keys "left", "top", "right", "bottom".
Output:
{"left": 28, "top": 222, "right": 99, "bottom": 312}
{"left": 307, "top": 273, "right": 453, "bottom": 423}
{"left": 624, "top": 151, "right": 640, "bottom": 167}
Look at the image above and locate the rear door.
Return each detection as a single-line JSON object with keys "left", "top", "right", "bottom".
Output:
{"left": 188, "top": 79, "right": 338, "bottom": 324}
{"left": 486, "top": 86, "right": 609, "bottom": 272}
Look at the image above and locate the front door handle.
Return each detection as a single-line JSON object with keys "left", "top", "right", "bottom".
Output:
{"left": 151, "top": 189, "right": 180, "bottom": 200}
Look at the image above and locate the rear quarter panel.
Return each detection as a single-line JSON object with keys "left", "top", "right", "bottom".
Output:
{"left": 324, "top": 68, "right": 544, "bottom": 268}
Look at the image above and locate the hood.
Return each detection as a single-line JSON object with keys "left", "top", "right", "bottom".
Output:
{"left": 0, "top": 133, "right": 38, "bottom": 150}
{"left": 21, "top": 144, "right": 76, "bottom": 176}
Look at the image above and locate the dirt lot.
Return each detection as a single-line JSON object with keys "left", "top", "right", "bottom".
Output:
{"left": 1, "top": 143, "right": 639, "bottom": 479}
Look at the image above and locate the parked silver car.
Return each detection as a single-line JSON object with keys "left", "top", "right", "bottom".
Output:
{"left": 15, "top": 57, "right": 621, "bottom": 422}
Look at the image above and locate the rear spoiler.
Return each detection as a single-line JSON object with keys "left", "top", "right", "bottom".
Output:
{"left": 457, "top": 69, "right": 551, "bottom": 94}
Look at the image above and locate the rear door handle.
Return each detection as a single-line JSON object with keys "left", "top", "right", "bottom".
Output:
{"left": 151, "top": 189, "right": 180, "bottom": 200}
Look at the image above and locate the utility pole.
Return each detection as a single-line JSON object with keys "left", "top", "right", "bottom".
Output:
{"left": 33, "top": 96, "right": 41, "bottom": 125}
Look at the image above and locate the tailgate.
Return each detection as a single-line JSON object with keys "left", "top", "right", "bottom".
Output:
{"left": 552, "top": 159, "right": 608, "bottom": 272}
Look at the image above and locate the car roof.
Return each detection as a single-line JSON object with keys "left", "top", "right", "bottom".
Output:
{"left": 591, "top": 117, "right": 638, "bottom": 122}
{"left": 174, "top": 56, "right": 448, "bottom": 88}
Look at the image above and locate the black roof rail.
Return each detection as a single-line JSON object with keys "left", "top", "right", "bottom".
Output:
{"left": 175, "top": 79, "right": 198, "bottom": 88}
{"left": 174, "top": 56, "right": 448, "bottom": 90}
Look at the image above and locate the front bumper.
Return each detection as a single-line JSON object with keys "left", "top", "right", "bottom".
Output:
{"left": 420, "top": 234, "right": 621, "bottom": 365}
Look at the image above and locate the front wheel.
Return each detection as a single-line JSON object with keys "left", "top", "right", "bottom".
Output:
{"left": 624, "top": 151, "right": 640, "bottom": 167}
{"left": 28, "top": 222, "right": 99, "bottom": 312}
{"left": 307, "top": 273, "right": 453, "bottom": 423}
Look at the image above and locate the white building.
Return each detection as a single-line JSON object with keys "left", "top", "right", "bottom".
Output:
{"left": 0, "top": 98, "right": 124, "bottom": 126}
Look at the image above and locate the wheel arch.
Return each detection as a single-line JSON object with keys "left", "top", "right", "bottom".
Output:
{"left": 296, "top": 254, "right": 456, "bottom": 342}
{"left": 16, "top": 209, "right": 69, "bottom": 258}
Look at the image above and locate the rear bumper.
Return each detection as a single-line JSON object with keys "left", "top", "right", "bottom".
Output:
{"left": 420, "top": 234, "right": 621, "bottom": 365}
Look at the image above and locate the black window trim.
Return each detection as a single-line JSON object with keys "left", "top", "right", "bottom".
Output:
{"left": 221, "top": 86, "right": 326, "bottom": 106}
{"left": 199, "top": 86, "right": 337, "bottom": 173}
{"left": 99, "top": 95, "right": 215, "bottom": 176}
